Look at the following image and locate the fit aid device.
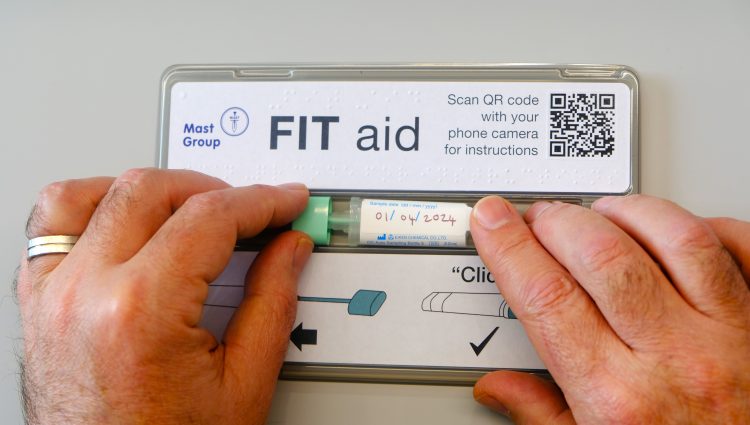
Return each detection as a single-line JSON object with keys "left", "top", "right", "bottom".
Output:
{"left": 159, "top": 64, "right": 639, "bottom": 384}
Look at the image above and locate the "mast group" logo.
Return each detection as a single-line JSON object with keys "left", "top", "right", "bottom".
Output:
{"left": 220, "top": 107, "right": 249, "bottom": 136}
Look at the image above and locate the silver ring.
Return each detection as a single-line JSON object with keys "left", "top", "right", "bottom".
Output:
{"left": 27, "top": 235, "right": 79, "bottom": 259}
{"left": 28, "top": 235, "right": 79, "bottom": 248}
{"left": 28, "top": 243, "right": 75, "bottom": 258}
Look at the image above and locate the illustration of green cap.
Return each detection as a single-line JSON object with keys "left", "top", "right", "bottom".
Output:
{"left": 347, "top": 290, "right": 387, "bottom": 316}
{"left": 292, "top": 196, "right": 332, "bottom": 245}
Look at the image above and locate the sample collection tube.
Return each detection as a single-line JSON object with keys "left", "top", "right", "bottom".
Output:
{"left": 239, "top": 196, "right": 577, "bottom": 250}
{"left": 292, "top": 197, "right": 476, "bottom": 248}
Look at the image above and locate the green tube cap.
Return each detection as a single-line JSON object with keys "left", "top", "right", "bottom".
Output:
{"left": 292, "top": 196, "right": 332, "bottom": 245}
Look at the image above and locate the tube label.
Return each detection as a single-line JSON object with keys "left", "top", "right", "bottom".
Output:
{"left": 358, "top": 199, "right": 472, "bottom": 247}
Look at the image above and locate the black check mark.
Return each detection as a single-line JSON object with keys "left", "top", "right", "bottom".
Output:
{"left": 470, "top": 327, "right": 500, "bottom": 356}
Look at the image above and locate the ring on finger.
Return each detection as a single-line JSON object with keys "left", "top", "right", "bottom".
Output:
{"left": 27, "top": 235, "right": 79, "bottom": 259}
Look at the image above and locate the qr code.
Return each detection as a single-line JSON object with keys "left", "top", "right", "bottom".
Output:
{"left": 549, "top": 93, "right": 615, "bottom": 157}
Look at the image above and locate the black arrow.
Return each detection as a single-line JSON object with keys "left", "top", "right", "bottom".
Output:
{"left": 290, "top": 322, "right": 317, "bottom": 351}
{"left": 470, "top": 327, "right": 499, "bottom": 356}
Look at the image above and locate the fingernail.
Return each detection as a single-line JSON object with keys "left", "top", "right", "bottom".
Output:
{"left": 592, "top": 196, "right": 616, "bottom": 212}
{"left": 525, "top": 201, "right": 553, "bottom": 223}
{"left": 292, "top": 237, "right": 314, "bottom": 274}
{"left": 473, "top": 196, "right": 514, "bottom": 230}
{"left": 475, "top": 393, "right": 510, "bottom": 416}
{"left": 279, "top": 182, "right": 308, "bottom": 191}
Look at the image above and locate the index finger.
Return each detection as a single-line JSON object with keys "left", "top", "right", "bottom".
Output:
{"left": 470, "top": 196, "right": 629, "bottom": 392}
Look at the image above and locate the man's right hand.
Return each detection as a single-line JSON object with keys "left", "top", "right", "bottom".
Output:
{"left": 470, "top": 195, "right": 750, "bottom": 424}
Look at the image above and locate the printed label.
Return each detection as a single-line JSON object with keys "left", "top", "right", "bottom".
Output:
{"left": 358, "top": 199, "right": 472, "bottom": 247}
{"left": 168, "top": 81, "right": 633, "bottom": 194}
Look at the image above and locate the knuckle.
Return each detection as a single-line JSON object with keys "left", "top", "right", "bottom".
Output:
{"left": 666, "top": 220, "right": 718, "bottom": 255}
{"left": 248, "top": 183, "right": 273, "bottom": 192}
{"left": 533, "top": 202, "right": 562, "bottom": 225}
{"left": 518, "top": 270, "right": 578, "bottom": 317}
{"left": 676, "top": 357, "right": 738, "bottom": 406}
{"left": 478, "top": 224, "right": 539, "bottom": 280}
{"left": 585, "top": 378, "right": 652, "bottom": 424}
{"left": 546, "top": 201, "right": 577, "bottom": 215}
{"left": 28, "top": 181, "right": 79, "bottom": 237}
{"left": 487, "top": 229, "right": 536, "bottom": 264}
{"left": 182, "top": 190, "right": 229, "bottom": 217}
{"left": 705, "top": 216, "right": 735, "bottom": 228}
{"left": 38, "top": 180, "right": 77, "bottom": 207}
{"left": 116, "top": 167, "right": 159, "bottom": 187}
{"left": 579, "top": 234, "right": 630, "bottom": 275}
{"left": 91, "top": 168, "right": 162, "bottom": 232}
{"left": 529, "top": 202, "right": 578, "bottom": 235}
{"left": 95, "top": 281, "right": 146, "bottom": 338}
{"left": 105, "top": 181, "right": 136, "bottom": 210}
{"left": 104, "top": 297, "right": 140, "bottom": 329}
{"left": 108, "top": 168, "right": 160, "bottom": 203}
{"left": 248, "top": 184, "right": 278, "bottom": 204}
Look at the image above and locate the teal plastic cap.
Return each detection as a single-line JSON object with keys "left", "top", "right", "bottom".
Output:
{"left": 292, "top": 196, "right": 332, "bottom": 245}
{"left": 347, "top": 290, "right": 387, "bottom": 316}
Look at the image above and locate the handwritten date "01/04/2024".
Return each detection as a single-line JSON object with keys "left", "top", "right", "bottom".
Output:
{"left": 373, "top": 210, "right": 458, "bottom": 227}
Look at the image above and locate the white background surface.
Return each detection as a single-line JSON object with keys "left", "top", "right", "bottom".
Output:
{"left": 1, "top": 1, "right": 749, "bottom": 423}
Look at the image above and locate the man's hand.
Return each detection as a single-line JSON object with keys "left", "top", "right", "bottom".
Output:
{"left": 470, "top": 195, "right": 750, "bottom": 424}
{"left": 17, "top": 168, "right": 313, "bottom": 424}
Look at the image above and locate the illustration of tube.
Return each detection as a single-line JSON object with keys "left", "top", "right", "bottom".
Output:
{"left": 421, "top": 292, "right": 516, "bottom": 319}
{"left": 298, "top": 289, "right": 387, "bottom": 317}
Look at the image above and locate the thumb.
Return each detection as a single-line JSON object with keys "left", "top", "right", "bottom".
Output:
{"left": 474, "top": 370, "right": 575, "bottom": 424}
{"left": 221, "top": 231, "right": 313, "bottom": 418}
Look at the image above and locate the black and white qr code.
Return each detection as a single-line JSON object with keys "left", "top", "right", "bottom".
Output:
{"left": 549, "top": 93, "right": 615, "bottom": 158}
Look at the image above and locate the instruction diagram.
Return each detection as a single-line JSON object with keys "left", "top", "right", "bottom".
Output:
{"left": 298, "top": 289, "right": 387, "bottom": 317}
{"left": 200, "top": 251, "right": 544, "bottom": 370}
{"left": 421, "top": 292, "right": 516, "bottom": 319}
